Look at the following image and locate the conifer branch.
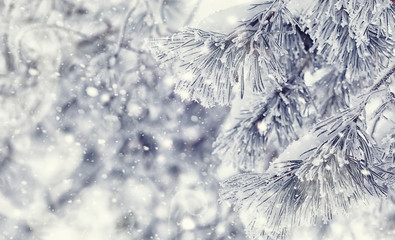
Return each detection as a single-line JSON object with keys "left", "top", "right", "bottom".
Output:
{"left": 371, "top": 61, "right": 395, "bottom": 91}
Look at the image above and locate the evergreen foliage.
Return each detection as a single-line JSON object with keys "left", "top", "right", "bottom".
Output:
{"left": 152, "top": 0, "right": 395, "bottom": 239}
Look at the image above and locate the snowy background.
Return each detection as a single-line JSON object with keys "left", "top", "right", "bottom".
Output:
{"left": 0, "top": 0, "right": 394, "bottom": 240}
{"left": 0, "top": 0, "right": 246, "bottom": 239}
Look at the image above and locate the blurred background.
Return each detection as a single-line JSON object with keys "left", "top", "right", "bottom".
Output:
{"left": 1, "top": 0, "right": 395, "bottom": 240}
{"left": 0, "top": 0, "right": 247, "bottom": 239}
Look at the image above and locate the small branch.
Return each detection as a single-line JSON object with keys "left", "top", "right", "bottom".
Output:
{"left": 2, "top": 34, "right": 15, "bottom": 72}
{"left": 114, "top": 1, "right": 139, "bottom": 57}
{"left": 370, "top": 115, "right": 380, "bottom": 138}
{"left": 370, "top": 62, "right": 395, "bottom": 91}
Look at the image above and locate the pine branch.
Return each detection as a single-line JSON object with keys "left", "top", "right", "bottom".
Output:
{"left": 214, "top": 78, "right": 310, "bottom": 171}
{"left": 370, "top": 61, "right": 395, "bottom": 91}
{"left": 313, "top": 68, "right": 352, "bottom": 117}
{"left": 149, "top": 0, "right": 395, "bottom": 238}
{"left": 150, "top": 0, "right": 304, "bottom": 107}
{"left": 307, "top": 0, "right": 395, "bottom": 80}
{"left": 220, "top": 105, "right": 393, "bottom": 239}
{"left": 219, "top": 58, "right": 395, "bottom": 237}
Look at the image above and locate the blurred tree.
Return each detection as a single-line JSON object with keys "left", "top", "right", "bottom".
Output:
{"left": 0, "top": 0, "right": 246, "bottom": 239}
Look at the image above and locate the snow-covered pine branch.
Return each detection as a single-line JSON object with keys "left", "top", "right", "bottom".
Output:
{"left": 213, "top": 77, "right": 311, "bottom": 171}
{"left": 220, "top": 96, "right": 394, "bottom": 240}
{"left": 307, "top": 0, "right": 394, "bottom": 80}
{"left": 220, "top": 60, "right": 395, "bottom": 238}
{"left": 149, "top": 0, "right": 394, "bottom": 239}
{"left": 151, "top": 0, "right": 308, "bottom": 107}
{"left": 312, "top": 67, "right": 353, "bottom": 117}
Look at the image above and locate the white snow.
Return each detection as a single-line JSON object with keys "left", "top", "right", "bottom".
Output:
{"left": 86, "top": 86, "right": 99, "bottom": 97}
